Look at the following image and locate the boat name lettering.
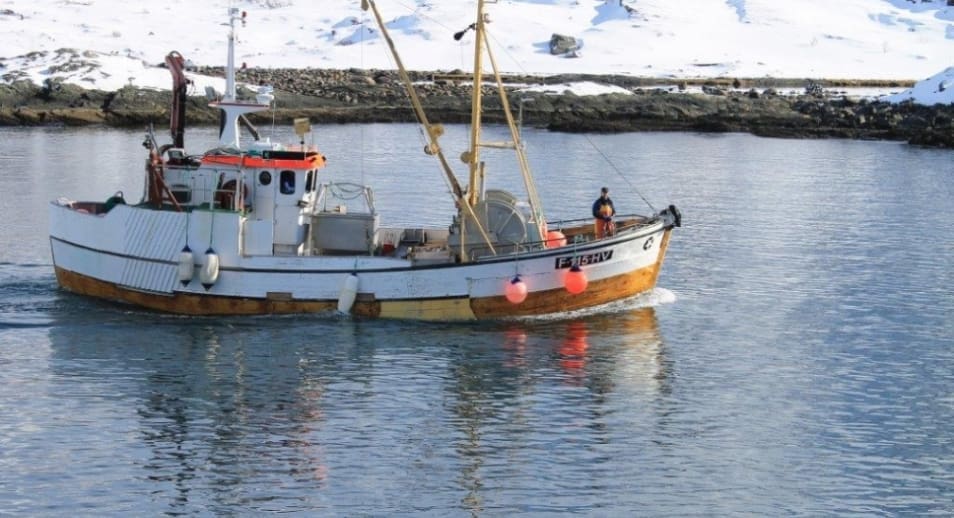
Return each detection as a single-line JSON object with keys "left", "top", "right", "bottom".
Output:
{"left": 554, "top": 250, "right": 613, "bottom": 269}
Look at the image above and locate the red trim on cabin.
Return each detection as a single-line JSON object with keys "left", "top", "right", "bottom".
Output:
{"left": 200, "top": 153, "right": 326, "bottom": 170}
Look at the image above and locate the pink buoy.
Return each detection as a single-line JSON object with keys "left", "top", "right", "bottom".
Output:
{"left": 545, "top": 230, "right": 567, "bottom": 248}
{"left": 505, "top": 275, "right": 528, "bottom": 304}
{"left": 564, "top": 265, "right": 587, "bottom": 294}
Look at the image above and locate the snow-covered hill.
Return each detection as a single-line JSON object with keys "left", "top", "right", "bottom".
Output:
{"left": 1, "top": 0, "right": 953, "bottom": 103}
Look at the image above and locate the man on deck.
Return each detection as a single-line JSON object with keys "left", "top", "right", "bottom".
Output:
{"left": 592, "top": 186, "right": 616, "bottom": 239}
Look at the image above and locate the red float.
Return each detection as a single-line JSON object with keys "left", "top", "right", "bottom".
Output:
{"left": 545, "top": 230, "right": 567, "bottom": 248}
{"left": 505, "top": 275, "right": 528, "bottom": 304}
{"left": 564, "top": 265, "right": 587, "bottom": 294}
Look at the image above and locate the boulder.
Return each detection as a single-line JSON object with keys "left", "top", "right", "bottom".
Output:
{"left": 549, "top": 34, "right": 578, "bottom": 55}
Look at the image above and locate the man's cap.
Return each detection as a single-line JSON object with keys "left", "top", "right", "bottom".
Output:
{"left": 601, "top": 187, "right": 609, "bottom": 193}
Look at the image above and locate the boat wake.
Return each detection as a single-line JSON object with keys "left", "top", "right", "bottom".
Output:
{"left": 503, "top": 287, "right": 677, "bottom": 323}
{"left": 0, "top": 273, "right": 58, "bottom": 329}
{"left": 647, "top": 287, "right": 677, "bottom": 306}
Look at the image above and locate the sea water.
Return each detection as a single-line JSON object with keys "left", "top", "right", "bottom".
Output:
{"left": 1, "top": 125, "right": 952, "bottom": 515}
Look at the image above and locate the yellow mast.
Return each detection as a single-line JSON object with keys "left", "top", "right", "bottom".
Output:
{"left": 467, "top": 0, "right": 546, "bottom": 239}
{"left": 466, "top": 0, "right": 487, "bottom": 207}
{"left": 362, "top": 0, "right": 459, "bottom": 198}
{"left": 361, "top": 0, "right": 495, "bottom": 259}
{"left": 483, "top": 37, "right": 546, "bottom": 238}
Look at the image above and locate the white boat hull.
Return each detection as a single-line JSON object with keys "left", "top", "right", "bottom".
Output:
{"left": 50, "top": 202, "right": 673, "bottom": 320}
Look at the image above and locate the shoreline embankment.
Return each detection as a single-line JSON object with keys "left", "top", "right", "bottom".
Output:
{"left": 2, "top": 69, "right": 952, "bottom": 148}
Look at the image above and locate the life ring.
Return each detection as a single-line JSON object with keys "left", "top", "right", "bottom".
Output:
{"left": 215, "top": 179, "right": 249, "bottom": 210}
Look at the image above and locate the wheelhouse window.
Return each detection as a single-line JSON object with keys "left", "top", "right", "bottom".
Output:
{"left": 305, "top": 170, "right": 315, "bottom": 192}
{"left": 170, "top": 184, "right": 191, "bottom": 204}
{"left": 280, "top": 170, "right": 295, "bottom": 195}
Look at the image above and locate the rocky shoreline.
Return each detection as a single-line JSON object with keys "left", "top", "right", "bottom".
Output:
{"left": 2, "top": 68, "right": 953, "bottom": 148}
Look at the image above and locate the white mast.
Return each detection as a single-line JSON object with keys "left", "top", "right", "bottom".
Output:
{"left": 209, "top": 7, "right": 270, "bottom": 148}
{"left": 225, "top": 7, "right": 239, "bottom": 102}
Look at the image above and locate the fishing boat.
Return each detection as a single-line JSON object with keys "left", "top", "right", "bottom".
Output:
{"left": 48, "top": 1, "right": 681, "bottom": 320}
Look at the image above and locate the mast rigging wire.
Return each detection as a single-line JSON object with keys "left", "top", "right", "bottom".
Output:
{"left": 582, "top": 134, "right": 656, "bottom": 213}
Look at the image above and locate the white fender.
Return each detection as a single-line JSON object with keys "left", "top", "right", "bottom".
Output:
{"left": 337, "top": 273, "right": 359, "bottom": 313}
{"left": 177, "top": 245, "right": 194, "bottom": 286}
{"left": 199, "top": 248, "right": 220, "bottom": 290}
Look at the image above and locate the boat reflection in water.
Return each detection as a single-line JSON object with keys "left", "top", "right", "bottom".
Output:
{"left": 559, "top": 320, "right": 589, "bottom": 373}
{"left": 499, "top": 305, "right": 666, "bottom": 391}
{"left": 45, "top": 313, "right": 342, "bottom": 511}
{"left": 451, "top": 305, "right": 669, "bottom": 512}
{"left": 43, "top": 300, "right": 667, "bottom": 513}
